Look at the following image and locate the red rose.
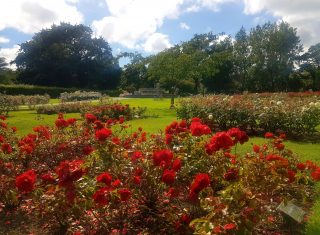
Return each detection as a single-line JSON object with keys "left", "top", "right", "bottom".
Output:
{"left": 2, "top": 143, "right": 12, "bottom": 154}
{"left": 172, "top": 159, "right": 182, "bottom": 171}
{"left": 41, "top": 173, "right": 55, "bottom": 183}
{"left": 85, "top": 113, "right": 97, "bottom": 123}
{"left": 264, "top": 132, "right": 274, "bottom": 138}
{"left": 93, "top": 188, "right": 109, "bottom": 205}
{"left": 189, "top": 173, "right": 210, "bottom": 200}
{"left": 162, "top": 169, "right": 176, "bottom": 185}
{"left": 224, "top": 223, "right": 236, "bottom": 230}
{"left": 287, "top": 169, "right": 296, "bottom": 183}
{"left": 96, "top": 172, "right": 112, "bottom": 186}
{"left": 311, "top": 168, "right": 320, "bottom": 181}
{"left": 253, "top": 145, "right": 260, "bottom": 153}
{"left": 16, "top": 169, "right": 37, "bottom": 193}
{"left": 118, "top": 188, "right": 131, "bottom": 201}
{"left": 95, "top": 128, "right": 112, "bottom": 141}
{"left": 296, "top": 162, "right": 306, "bottom": 171}
{"left": 153, "top": 149, "right": 173, "bottom": 168}
{"left": 223, "top": 168, "right": 239, "bottom": 181}
{"left": 83, "top": 145, "right": 95, "bottom": 155}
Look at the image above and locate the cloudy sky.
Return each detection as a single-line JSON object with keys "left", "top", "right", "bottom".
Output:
{"left": 0, "top": 0, "right": 319, "bottom": 67}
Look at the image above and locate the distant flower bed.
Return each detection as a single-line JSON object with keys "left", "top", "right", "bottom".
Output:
{"left": 36, "top": 101, "right": 91, "bottom": 114}
{"left": 177, "top": 93, "right": 320, "bottom": 137}
{"left": 81, "top": 103, "right": 147, "bottom": 121}
{"left": 60, "top": 91, "right": 103, "bottom": 102}
{"left": 0, "top": 115, "right": 319, "bottom": 234}
{"left": 0, "top": 93, "right": 50, "bottom": 114}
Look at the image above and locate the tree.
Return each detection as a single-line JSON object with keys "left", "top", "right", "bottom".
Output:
{"left": 199, "top": 36, "right": 234, "bottom": 93}
{"left": 248, "top": 22, "right": 302, "bottom": 91}
{"left": 118, "top": 52, "right": 151, "bottom": 93}
{"left": 233, "top": 27, "right": 251, "bottom": 91}
{"left": 14, "top": 23, "right": 120, "bottom": 89}
{"left": 0, "top": 57, "right": 7, "bottom": 72}
{"left": 148, "top": 45, "right": 195, "bottom": 95}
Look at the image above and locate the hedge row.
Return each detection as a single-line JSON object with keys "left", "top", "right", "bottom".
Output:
{"left": 0, "top": 84, "right": 121, "bottom": 98}
{"left": 177, "top": 94, "right": 320, "bottom": 137}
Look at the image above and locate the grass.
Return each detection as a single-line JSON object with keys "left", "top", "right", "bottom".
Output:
{"left": 4, "top": 97, "right": 320, "bottom": 234}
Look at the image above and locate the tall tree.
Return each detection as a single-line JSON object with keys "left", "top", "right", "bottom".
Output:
{"left": 147, "top": 45, "right": 195, "bottom": 95}
{"left": 248, "top": 22, "right": 302, "bottom": 91}
{"left": 119, "top": 52, "right": 151, "bottom": 93}
{"left": 233, "top": 27, "right": 251, "bottom": 91}
{"left": 14, "top": 23, "right": 120, "bottom": 89}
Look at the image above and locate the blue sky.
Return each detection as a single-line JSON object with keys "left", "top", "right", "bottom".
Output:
{"left": 0, "top": 0, "right": 319, "bottom": 68}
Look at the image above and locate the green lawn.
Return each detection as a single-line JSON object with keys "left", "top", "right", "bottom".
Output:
{"left": 4, "top": 97, "right": 320, "bottom": 234}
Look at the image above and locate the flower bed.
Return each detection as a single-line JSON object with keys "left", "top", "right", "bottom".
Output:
{"left": 0, "top": 93, "right": 50, "bottom": 114}
{"left": 0, "top": 114, "right": 319, "bottom": 234}
{"left": 60, "top": 91, "right": 102, "bottom": 102}
{"left": 177, "top": 93, "right": 320, "bottom": 137}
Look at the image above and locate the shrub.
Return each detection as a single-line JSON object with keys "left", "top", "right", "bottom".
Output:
{"left": 0, "top": 93, "right": 50, "bottom": 114}
{"left": 0, "top": 84, "right": 79, "bottom": 98}
{"left": 60, "top": 91, "right": 102, "bottom": 102}
{"left": 177, "top": 93, "right": 320, "bottom": 137}
{"left": 36, "top": 102, "right": 92, "bottom": 115}
{"left": 0, "top": 115, "right": 319, "bottom": 234}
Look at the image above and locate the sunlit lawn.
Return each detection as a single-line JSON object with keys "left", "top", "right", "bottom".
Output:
{"left": 4, "top": 97, "right": 320, "bottom": 234}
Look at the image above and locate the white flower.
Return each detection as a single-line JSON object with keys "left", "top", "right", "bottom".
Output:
{"left": 208, "top": 114, "right": 213, "bottom": 120}
{"left": 276, "top": 101, "right": 282, "bottom": 105}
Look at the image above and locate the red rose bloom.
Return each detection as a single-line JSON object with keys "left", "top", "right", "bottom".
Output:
{"left": 287, "top": 169, "right": 296, "bottom": 183}
{"left": 2, "top": 143, "right": 12, "bottom": 154}
{"left": 296, "top": 162, "right": 306, "bottom": 171}
{"left": 172, "top": 159, "right": 182, "bottom": 171}
{"left": 41, "top": 173, "right": 55, "bottom": 183}
{"left": 83, "top": 145, "right": 95, "bottom": 155}
{"left": 227, "top": 128, "right": 249, "bottom": 144}
{"left": 162, "top": 169, "right": 176, "bottom": 185}
{"left": 206, "top": 132, "right": 234, "bottom": 154}
{"left": 311, "top": 168, "right": 320, "bottom": 181}
{"left": 56, "top": 160, "right": 85, "bottom": 188}
{"left": 93, "top": 188, "right": 109, "bottom": 205}
{"left": 95, "top": 128, "right": 112, "bottom": 141}
{"left": 264, "top": 132, "right": 274, "bottom": 138}
{"left": 189, "top": 173, "right": 210, "bottom": 200}
{"left": 16, "top": 169, "right": 37, "bottom": 193}
{"left": 96, "top": 172, "right": 112, "bottom": 186}
{"left": 119, "top": 116, "right": 125, "bottom": 124}
{"left": 224, "top": 223, "right": 236, "bottom": 230}
{"left": 131, "top": 151, "right": 143, "bottom": 162}
{"left": 133, "top": 176, "right": 141, "bottom": 185}
{"left": 153, "top": 149, "right": 173, "bottom": 168}
{"left": 118, "top": 188, "right": 131, "bottom": 201}
{"left": 223, "top": 168, "right": 239, "bottom": 181}
{"left": 165, "top": 134, "right": 173, "bottom": 145}
{"left": 85, "top": 113, "right": 97, "bottom": 123}
{"left": 253, "top": 145, "right": 260, "bottom": 153}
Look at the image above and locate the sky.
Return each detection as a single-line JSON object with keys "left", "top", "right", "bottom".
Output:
{"left": 0, "top": 0, "right": 320, "bottom": 68}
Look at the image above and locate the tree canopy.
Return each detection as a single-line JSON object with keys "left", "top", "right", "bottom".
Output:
{"left": 14, "top": 23, "right": 120, "bottom": 89}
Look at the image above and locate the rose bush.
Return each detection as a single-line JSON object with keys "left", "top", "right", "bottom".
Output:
{"left": 177, "top": 93, "right": 320, "bottom": 137}
{"left": 0, "top": 113, "right": 319, "bottom": 234}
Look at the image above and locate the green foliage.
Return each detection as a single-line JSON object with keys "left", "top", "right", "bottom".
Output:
{"left": 177, "top": 94, "right": 320, "bottom": 137}
{"left": 0, "top": 84, "right": 79, "bottom": 98}
{"left": 14, "top": 23, "right": 121, "bottom": 89}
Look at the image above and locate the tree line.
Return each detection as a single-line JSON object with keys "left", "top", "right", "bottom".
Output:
{"left": 0, "top": 22, "right": 319, "bottom": 94}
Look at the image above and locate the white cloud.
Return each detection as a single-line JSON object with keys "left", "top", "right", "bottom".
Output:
{"left": 93, "top": 0, "right": 184, "bottom": 49}
{"left": 0, "top": 37, "right": 10, "bottom": 43}
{"left": 180, "top": 22, "right": 190, "bottom": 30}
{"left": 143, "top": 33, "right": 172, "bottom": 53}
{"left": 243, "top": 0, "right": 320, "bottom": 47}
{"left": 0, "top": 0, "right": 83, "bottom": 34}
{"left": 66, "top": 0, "right": 79, "bottom": 3}
{"left": 197, "top": 0, "right": 238, "bottom": 12}
{"left": 92, "top": 0, "right": 241, "bottom": 51}
{"left": 0, "top": 45, "right": 20, "bottom": 69}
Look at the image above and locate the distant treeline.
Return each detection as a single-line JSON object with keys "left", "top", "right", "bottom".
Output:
{"left": 0, "top": 22, "right": 319, "bottom": 94}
